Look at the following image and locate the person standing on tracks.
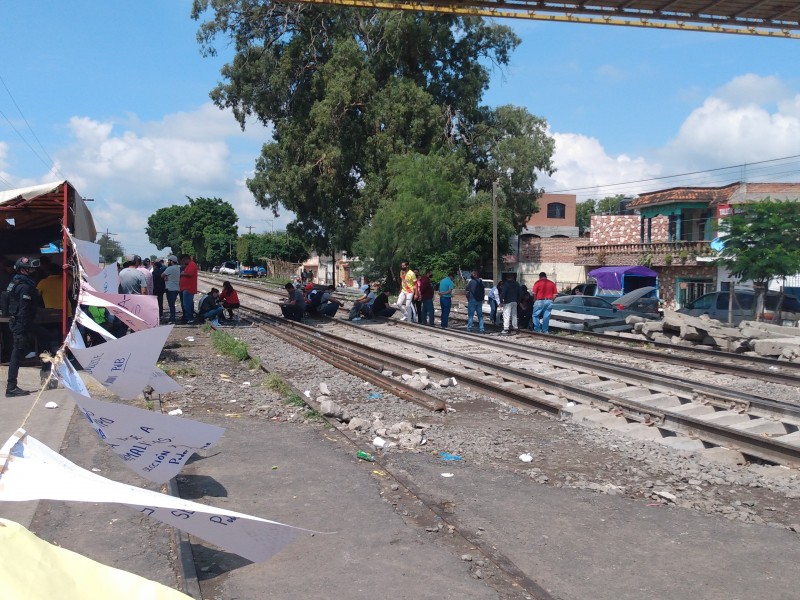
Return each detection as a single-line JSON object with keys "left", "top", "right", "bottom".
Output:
{"left": 162, "top": 255, "right": 181, "bottom": 324}
{"left": 280, "top": 281, "right": 305, "bottom": 321}
{"left": 488, "top": 280, "right": 501, "bottom": 325}
{"left": 465, "top": 270, "right": 486, "bottom": 333}
{"left": 500, "top": 272, "right": 521, "bottom": 334}
{"left": 395, "top": 261, "right": 416, "bottom": 322}
{"left": 438, "top": 270, "right": 454, "bottom": 329}
{"left": 4, "top": 257, "right": 43, "bottom": 397}
{"left": 416, "top": 268, "right": 435, "bottom": 326}
{"left": 180, "top": 254, "right": 199, "bottom": 324}
{"left": 531, "top": 271, "right": 558, "bottom": 334}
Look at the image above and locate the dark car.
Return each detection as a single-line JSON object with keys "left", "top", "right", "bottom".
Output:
{"left": 678, "top": 290, "right": 800, "bottom": 326}
{"left": 612, "top": 286, "right": 660, "bottom": 318}
{"left": 551, "top": 294, "right": 658, "bottom": 320}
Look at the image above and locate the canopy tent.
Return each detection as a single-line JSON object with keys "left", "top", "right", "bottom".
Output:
{"left": 588, "top": 266, "right": 658, "bottom": 294}
{"left": 0, "top": 181, "right": 96, "bottom": 254}
{"left": 0, "top": 181, "right": 96, "bottom": 335}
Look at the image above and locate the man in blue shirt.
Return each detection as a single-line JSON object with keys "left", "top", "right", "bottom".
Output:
{"left": 438, "top": 271, "right": 455, "bottom": 328}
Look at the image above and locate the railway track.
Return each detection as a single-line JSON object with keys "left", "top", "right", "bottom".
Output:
{"left": 200, "top": 273, "right": 800, "bottom": 387}
{"left": 204, "top": 278, "right": 800, "bottom": 467}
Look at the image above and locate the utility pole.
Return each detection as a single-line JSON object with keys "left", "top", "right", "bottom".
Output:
{"left": 245, "top": 225, "right": 254, "bottom": 234}
{"left": 492, "top": 180, "right": 499, "bottom": 283}
{"left": 100, "top": 228, "right": 118, "bottom": 265}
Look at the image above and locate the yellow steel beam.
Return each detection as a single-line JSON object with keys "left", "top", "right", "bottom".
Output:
{"left": 279, "top": 0, "right": 800, "bottom": 39}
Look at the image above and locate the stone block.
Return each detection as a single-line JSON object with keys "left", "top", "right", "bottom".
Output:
{"left": 751, "top": 336, "right": 800, "bottom": 358}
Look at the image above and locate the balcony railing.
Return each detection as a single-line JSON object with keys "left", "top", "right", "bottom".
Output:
{"left": 574, "top": 240, "right": 713, "bottom": 266}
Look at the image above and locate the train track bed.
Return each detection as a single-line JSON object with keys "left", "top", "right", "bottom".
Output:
{"left": 201, "top": 273, "right": 800, "bottom": 389}
{"left": 156, "top": 319, "right": 800, "bottom": 599}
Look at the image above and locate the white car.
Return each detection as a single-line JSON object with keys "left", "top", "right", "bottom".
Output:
{"left": 219, "top": 261, "right": 238, "bottom": 276}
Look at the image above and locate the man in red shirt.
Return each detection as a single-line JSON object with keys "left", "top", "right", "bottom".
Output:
{"left": 531, "top": 271, "right": 558, "bottom": 334}
{"left": 179, "top": 254, "right": 199, "bottom": 323}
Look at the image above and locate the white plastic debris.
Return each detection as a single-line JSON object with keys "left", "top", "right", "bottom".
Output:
{"left": 185, "top": 336, "right": 195, "bottom": 342}
{"left": 373, "top": 436, "right": 387, "bottom": 449}
{"left": 241, "top": 381, "right": 251, "bottom": 387}
{"left": 44, "top": 401, "right": 59, "bottom": 409}
{"left": 441, "top": 473, "right": 454, "bottom": 478}
{"left": 304, "top": 390, "right": 311, "bottom": 398}
{"left": 566, "top": 401, "right": 576, "bottom": 407}
{"left": 519, "top": 453, "right": 533, "bottom": 463}
{"left": 168, "top": 408, "right": 183, "bottom": 416}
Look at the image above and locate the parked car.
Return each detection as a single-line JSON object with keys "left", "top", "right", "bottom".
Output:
{"left": 677, "top": 290, "right": 800, "bottom": 326}
{"left": 211, "top": 265, "right": 220, "bottom": 273}
{"left": 551, "top": 293, "right": 660, "bottom": 321}
{"left": 612, "top": 286, "right": 660, "bottom": 318}
{"left": 219, "top": 261, "right": 238, "bottom": 276}
{"left": 559, "top": 282, "right": 597, "bottom": 297}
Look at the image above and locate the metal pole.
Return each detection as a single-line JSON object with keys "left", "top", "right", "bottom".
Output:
{"left": 492, "top": 180, "right": 498, "bottom": 283}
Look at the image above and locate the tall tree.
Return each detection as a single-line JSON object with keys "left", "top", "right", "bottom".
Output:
{"left": 576, "top": 200, "right": 596, "bottom": 236}
{"left": 718, "top": 199, "right": 800, "bottom": 314}
{"left": 97, "top": 233, "right": 124, "bottom": 265}
{"left": 145, "top": 197, "right": 238, "bottom": 267}
{"left": 192, "top": 2, "right": 525, "bottom": 255}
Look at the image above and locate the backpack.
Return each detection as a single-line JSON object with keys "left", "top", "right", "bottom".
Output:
{"left": 473, "top": 279, "right": 485, "bottom": 302}
{"left": 308, "top": 289, "right": 324, "bottom": 308}
{"left": 0, "top": 281, "right": 18, "bottom": 317}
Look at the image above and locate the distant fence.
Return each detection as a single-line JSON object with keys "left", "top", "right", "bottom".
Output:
{"left": 264, "top": 259, "right": 302, "bottom": 281}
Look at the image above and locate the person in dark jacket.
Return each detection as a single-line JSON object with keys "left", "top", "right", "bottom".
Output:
{"left": 151, "top": 259, "right": 166, "bottom": 321}
{"left": 5, "top": 257, "right": 44, "bottom": 397}
{"left": 499, "top": 272, "right": 521, "bottom": 334}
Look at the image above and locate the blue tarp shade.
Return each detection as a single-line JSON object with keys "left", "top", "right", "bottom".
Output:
{"left": 588, "top": 266, "right": 658, "bottom": 294}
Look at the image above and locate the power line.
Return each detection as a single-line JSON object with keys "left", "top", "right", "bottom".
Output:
{"left": 550, "top": 153, "right": 800, "bottom": 196}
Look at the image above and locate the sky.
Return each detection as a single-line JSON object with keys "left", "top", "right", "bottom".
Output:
{"left": 1, "top": 1, "right": 800, "bottom": 258}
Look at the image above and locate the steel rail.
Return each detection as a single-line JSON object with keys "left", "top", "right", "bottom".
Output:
{"left": 241, "top": 306, "right": 800, "bottom": 466}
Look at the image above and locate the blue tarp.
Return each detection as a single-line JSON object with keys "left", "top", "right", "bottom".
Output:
{"left": 588, "top": 266, "right": 658, "bottom": 295}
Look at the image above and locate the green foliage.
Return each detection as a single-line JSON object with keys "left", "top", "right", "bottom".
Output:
{"left": 576, "top": 200, "right": 595, "bottom": 236}
{"left": 719, "top": 199, "right": 800, "bottom": 287}
{"left": 191, "top": 2, "right": 553, "bottom": 259}
{"left": 263, "top": 373, "right": 292, "bottom": 396}
{"left": 237, "top": 232, "right": 309, "bottom": 265}
{"left": 145, "top": 197, "right": 238, "bottom": 267}
{"left": 449, "top": 201, "right": 515, "bottom": 272}
{"left": 285, "top": 393, "right": 306, "bottom": 407}
{"left": 97, "top": 233, "right": 125, "bottom": 265}
{"left": 210, "top": 329, "right": 250, "bottom": 362}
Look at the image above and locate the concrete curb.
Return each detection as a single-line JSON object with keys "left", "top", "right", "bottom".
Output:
{"left": 168, "top": 477, "right": 202, "bottom": 600}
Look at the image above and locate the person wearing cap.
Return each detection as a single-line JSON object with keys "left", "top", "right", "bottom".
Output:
{"left": 280, "top": 281, "right": 305, "bottom": 321}
{"left": 119, "top": 255, "right": 146, "bottom": 295}
{"left": 5, "top": 257, "right": 43, "bottom": 397}
{"left": 151, "top": 259, "right": 166, "bottom": 320}
{"left": 161, "top": 255, "right": 181, "bottom": 324}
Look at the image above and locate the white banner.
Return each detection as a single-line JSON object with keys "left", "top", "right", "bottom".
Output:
{"left": 148, "top": 368, "right": 184, "bottom": 395}
{"left": 0, "top": 431, "right": 311, "bottom": 563}
{"left": 73, "top": 238, "right": 101, "bottom": 268}
{"left": 85, "top": 263, "right": 120, "bottom": 295}
{"left": 74, "top": 308, "right": 116, "bottom": 343}
{"left": 63, "top": 388, "right": 224, "bottom": 484}
{"left": 53, "top": 354, "right": 90, "bottom": 397}
{"left": 78, "top": 289, "right": 153, "bottom": 332}
{"left": 68, "top": 326, "right": 173, "bottom": 400}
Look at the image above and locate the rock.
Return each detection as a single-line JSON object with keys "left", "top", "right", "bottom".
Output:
{"left": 319, "top": 382, "right": 331, "bottom": 396}
{"left": 390, "top": 421, "right": 414, "bottom": 434}
{"left": 348, "top": 417, "right": 370, "bottom": 431}
{"left": 381, "top": 370, "right": 393, "bottom": 377}
{"left": 320, "top": 399, "right": 343, "bottom": 419}
{"left": 412, "top": 368, "right": 429, "bottom": 377}
{"left": 461, "top": 554, "right": 473, "bottom": 562}
{"left": 439, "top": 377, "right": 458, "bottom": 388}
{"left": 406, "top": 378, "right": 428, "bottom": 391}
{"left": 654, "top": 490, "right": 677, "bottom": 502}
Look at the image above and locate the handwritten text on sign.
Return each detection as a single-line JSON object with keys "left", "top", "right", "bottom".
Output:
{"left": 0, "top": 431, "right": 312, "bottom": 563}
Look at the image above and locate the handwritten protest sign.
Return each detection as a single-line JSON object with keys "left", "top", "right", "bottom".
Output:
{"left": 78, "top": 290, "right": 156, "bottom": 331}
{"left": 0, "top": 431, "right": 311, "bottom": 563}
{"left": 85, "top": 263, "right": 120, "bottom": 294}
{"left": 53, "top": 355, "right": 90, "bottom": 397}
{"left": 74, "top": 308, "right": 116, "bottom": 343}
{"left": 148, "top": 368, "right": 183, "bottom": 395}
{"left": 59, "top": 388, "right": 223, "bottom": 484}
{"left": 68, "top": 326, "right": 173, "bottom": 399}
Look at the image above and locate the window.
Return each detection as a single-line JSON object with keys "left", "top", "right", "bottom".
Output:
{"left": 546, "top": 202, "right": 566, "bottom": 219}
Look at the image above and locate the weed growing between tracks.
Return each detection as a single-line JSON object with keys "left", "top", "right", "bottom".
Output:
{"left": 263, "top": 373, "right": 293, "bottom": 396}
{"left": 209, "top": 329, "right": 259, "bottom": 368}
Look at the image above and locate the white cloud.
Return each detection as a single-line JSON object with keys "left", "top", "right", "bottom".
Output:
{"left": 40, "top": 103, "right": 276, "bottom": 256}
{"left": 595, "top": 64, "right": 628, "bottom": 83}
{"left": 542, "top": 132, "right": 661, "bottom": 200}
{"left": 546, "top": 74, "right": 800, "bottom": 201}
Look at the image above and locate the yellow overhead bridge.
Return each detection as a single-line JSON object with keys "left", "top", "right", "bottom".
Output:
{"left": 279, "top": 0, "right": 800, "bottom": 39}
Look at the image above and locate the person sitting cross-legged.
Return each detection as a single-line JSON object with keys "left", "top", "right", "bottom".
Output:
{"left": 197, "top": 288, "right": 224, "bottom": 326}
